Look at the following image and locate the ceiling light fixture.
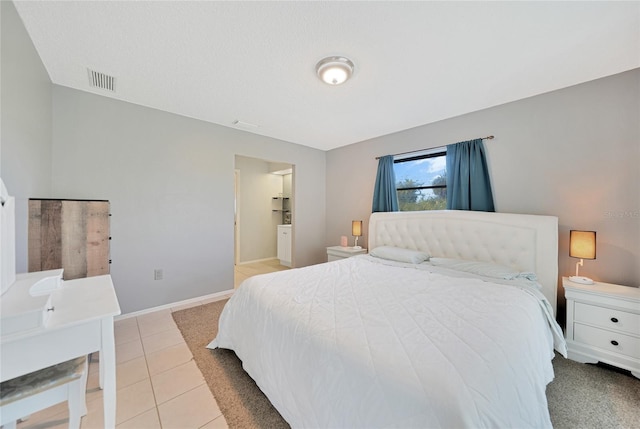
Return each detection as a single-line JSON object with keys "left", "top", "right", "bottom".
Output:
{"left": 316, "top": 56, "right": 354, "bottom": 85}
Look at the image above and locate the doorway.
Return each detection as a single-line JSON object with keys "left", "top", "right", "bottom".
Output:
{"left": 234, "top": 156, "right": 294, "bottom": 280}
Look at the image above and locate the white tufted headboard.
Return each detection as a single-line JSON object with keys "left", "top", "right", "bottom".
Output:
{"left": 369, "top": 210, "right": 559, "bottom": 315}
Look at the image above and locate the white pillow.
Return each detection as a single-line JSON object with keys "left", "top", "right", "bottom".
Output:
{"left": 429, "top": 257, "right": 537, "bottom": 281}
{"left": 369, "top": 246, "right": 430, "bottom": 264}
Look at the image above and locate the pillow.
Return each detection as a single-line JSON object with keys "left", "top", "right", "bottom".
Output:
{"left": 429, "top": 257, "right": 537, "bottom": 281}
{"left": 369, "top": 246, "right": 430, "bottom": 264}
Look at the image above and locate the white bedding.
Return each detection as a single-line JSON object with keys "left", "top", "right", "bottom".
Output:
{"left": 209, "top": 255, "right": 567, "bottom": 428}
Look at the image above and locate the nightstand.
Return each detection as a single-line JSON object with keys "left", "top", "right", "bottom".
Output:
{"left": 326, "top": 246, "right": 367, "bottom": 262}
{"left": 563, "top": 277, "right": 640, "bottom": 378}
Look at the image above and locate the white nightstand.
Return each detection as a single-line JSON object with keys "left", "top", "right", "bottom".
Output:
{"left": 326, "top": 246, "right": 367, "bottom": 262}
{"left": 563, "top": 277, "right": 640, "bottom": 378}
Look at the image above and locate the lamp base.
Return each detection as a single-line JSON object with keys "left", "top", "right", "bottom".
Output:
{"left": 569, "top": 275, "right": 594, "bottom": 285}
{"left": 352, "top": 246, "right": 362, "bottom": 250}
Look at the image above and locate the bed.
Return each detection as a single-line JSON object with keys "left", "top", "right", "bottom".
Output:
{"left": 209, "top": 210, "right": 567, "bottom": 428}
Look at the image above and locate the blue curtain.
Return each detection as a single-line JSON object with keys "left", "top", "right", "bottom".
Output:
{"left": 372, "top": 155, "right": 399, "bottom": 212}
{"left": 446, "top": 139, "right": 495, "bottom": 212}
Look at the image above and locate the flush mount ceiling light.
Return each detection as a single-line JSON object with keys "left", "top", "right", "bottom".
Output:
{"left": 316, "top": 56, "right": 354, "bottom": 85}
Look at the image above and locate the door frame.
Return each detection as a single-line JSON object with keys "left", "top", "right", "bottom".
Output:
{"left": 234, "top": 169, "right": 240, "bottom": 265}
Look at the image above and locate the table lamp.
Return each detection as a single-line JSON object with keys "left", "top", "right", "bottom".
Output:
{"left": 352, "top": 220, "right": 363, "bottom": 249}
{"left": 569, "top": 230, "right": 596, "bottom": 285}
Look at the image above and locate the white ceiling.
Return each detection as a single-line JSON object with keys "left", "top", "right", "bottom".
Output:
{"left": 14, "top": 1, "right": 640, "bottom": 151}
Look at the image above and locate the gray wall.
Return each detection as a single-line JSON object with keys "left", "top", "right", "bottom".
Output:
{"left": 1, "top": 0, "right": 53, "bottom": 273}
{"left": 1, "top": 0, "right": 325, "bottom": 315}
{"left": 4, "top": 0, "right": 637, "bottom": 317}
{"left": 327, "top": 69, "right": 640, "bottom": 307}
{"left": 51, "top": 86, "right": 326, "bottom": 314}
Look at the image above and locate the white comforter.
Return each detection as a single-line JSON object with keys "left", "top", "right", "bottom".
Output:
{"left": 209, "top": 256, "right": 567, "bottom": 428}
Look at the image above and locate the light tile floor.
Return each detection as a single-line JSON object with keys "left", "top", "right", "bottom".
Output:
{"left": 15, "top": 260, "right": 288, "bottom": 429}
{"left": 234, "top": 258, "right": 290, "bottom": 288}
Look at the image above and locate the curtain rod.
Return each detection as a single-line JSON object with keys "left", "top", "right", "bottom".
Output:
{"left": 375, "top": 135, "right": 494, "bottom": 160}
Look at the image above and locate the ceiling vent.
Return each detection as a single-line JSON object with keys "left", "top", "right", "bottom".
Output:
{"left": 232, "top": 120, "right": 259, "bottom": 129}
{"left": 87, "top": 69, "right": 116, "bottom": 92}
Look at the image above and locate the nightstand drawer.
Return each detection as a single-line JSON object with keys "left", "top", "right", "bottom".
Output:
{"left": 574, "top": 302, "right": 640, "bottom": 336}
{"left": 574, "top": 324, "right": 640, "bottom": 359}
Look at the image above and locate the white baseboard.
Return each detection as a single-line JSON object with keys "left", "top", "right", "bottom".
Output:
{"left": 236, "top": 257, "right": 277, "bottom": 265}
{"left": 115, "top": 288, "right": 234, "bottom": 321}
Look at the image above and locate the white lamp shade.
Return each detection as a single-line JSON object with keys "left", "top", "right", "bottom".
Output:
{"left": 570, "top": 230, "right": 596, "bottom": 260}
{"left": 352, "top": 220, "right": 362, "bottom": 237}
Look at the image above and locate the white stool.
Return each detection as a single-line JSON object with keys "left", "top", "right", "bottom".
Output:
{"left": 0, "top": 356, "right": 88, "bottom": 429}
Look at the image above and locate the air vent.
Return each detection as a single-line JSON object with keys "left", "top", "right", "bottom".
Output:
{"left": 87, "top": 69, "right": 116, "bottom": 92}
{"left": 232, "top": 120, "right": 259, "bottom": 129}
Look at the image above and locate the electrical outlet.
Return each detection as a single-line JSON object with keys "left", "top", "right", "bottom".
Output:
{"left": 154, "top": 269, "right": 163, "bottom": 280}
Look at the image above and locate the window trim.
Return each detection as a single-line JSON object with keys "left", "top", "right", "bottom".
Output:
{"left": 393, "top": 150, "right": 445, "bottom": 164}
{"left": 394, "top": 149, "right": 446, "bottom": 191}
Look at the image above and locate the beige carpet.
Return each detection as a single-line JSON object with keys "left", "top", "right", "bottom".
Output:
{"left": 173, "top": 300, "right": 640, "bottom": 429}
{"left": 172, "top": 300, "right": 289, "bottom": 429}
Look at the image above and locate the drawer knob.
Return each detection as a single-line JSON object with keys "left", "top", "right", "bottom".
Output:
{"left": 611, "top": 340, "right": 619, "bottom": 346}
{"left": 610, "top": 317, "right": 619, "bottom": 323}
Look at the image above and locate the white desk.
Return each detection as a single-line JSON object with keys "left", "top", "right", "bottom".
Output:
{"left": 1, "top": 275, "right": 121, "bottom": 428}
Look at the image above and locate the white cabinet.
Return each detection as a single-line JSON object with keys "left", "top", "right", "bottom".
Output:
{"left": 277, "top": 225, "right": 292, "bottom": 267}
{"left": 564, "top": 277, "right": 640, "bottom": 378}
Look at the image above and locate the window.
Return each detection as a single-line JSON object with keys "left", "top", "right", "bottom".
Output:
{"left": 393, "top": 149, "right": 446, "bottom": 211}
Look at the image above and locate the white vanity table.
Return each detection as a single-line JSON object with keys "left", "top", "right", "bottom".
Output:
{"left": 0, "top": 273, "right": 121, "bottom": 428}
{"left": 1, "top": 179, "right": 120, "bottom": 427}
